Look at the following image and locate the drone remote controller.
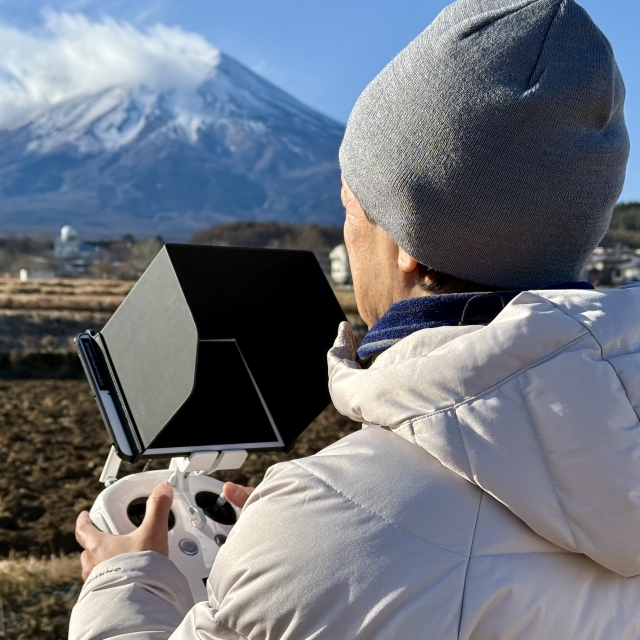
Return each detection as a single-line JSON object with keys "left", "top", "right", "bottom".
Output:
{"left": 90, "top": 448, "right": 246, "bottom": 602}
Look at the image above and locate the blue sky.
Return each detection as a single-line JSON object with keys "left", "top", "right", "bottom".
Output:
{"left": 0, "top": 0, "right": 638, "bottom": 202}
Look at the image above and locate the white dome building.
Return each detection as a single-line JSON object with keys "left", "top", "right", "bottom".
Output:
{"left": 54, "top": 225, "right": 80, "bottom": 258}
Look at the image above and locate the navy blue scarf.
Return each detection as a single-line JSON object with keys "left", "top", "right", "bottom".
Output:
{"left": 357, "top": 282, "right": 595, "bottom": 362}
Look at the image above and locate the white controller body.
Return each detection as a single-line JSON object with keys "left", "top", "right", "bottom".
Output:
{"left": 90, "top": 469, "right": 239, "bottom": 602}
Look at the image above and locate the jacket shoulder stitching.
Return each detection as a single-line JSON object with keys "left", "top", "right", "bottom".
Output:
{"left": 211, "top": 615, "right": 250, "bottom": 640}
{"left": 542, "top": 297, "right": 640, "bottom": 423}
{"left": 402, "top": 331, "right": 592, "bottom": 429}
{"left": 472, "top": 550, "right": 571, "bottom": 558}
{"left": 515, "top": 373, "right": 578, "bottom": 550}
{"left": 452, "top": 407, "right": 474, "bottom": 478}
{"left": 602, "top": 336, "right": 640, "bottom": 358}
{"left": 293, "top": 460, "right": 469, "bottom": 558}
{"left": 457, "top": 492, "right": 483, "bottom": 639}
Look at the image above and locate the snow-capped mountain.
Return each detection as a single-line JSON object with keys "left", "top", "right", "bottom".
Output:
{"left": 0, "top": 53, "right": 345, "bottom": 239}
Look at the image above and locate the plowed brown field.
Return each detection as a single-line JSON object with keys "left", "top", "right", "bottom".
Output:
{"left": 0, "top": 380, "right": 358, "bottom": 557}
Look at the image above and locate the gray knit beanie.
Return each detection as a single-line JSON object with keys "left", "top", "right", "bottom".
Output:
{"left": 339, "top": 0, "right": 630, "bottom": 289}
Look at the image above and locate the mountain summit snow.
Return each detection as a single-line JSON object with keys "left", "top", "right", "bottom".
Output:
{"left": 0, "top": 52, "right": 344, "bottom": 239}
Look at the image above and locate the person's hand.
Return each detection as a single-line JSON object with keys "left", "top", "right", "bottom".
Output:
{"left": 76, "top": 482, "right": 252, "bottom": 581}
{"left": 75, "top": 483, "right": 174, "bottom": 581}
{"left": 223, "top": 482, "right": 254, "bottom": 508}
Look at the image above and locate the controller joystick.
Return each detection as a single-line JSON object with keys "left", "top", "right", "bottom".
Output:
{"left": 126, "top": 497, "right": 177, "bottom": 530}
{"left": 195, "top": 492, "right": 237, "bottom": 526}
{"left": 90, "top": 447, "right": 247, "bottom": 602}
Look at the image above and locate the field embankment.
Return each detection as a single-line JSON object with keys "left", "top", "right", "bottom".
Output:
{"left": 0, "top": 279, "right": 364, "bottom": 378}
{"left": 0, "top": 279, "right": 133, "bottom": 379}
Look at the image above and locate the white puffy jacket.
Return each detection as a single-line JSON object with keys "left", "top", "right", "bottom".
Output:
{"left": 70, "top": 285, "right": 640, "bottom": 639}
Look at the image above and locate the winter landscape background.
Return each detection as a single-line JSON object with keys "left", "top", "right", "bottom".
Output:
{"left": 0, "top": 2, "right": 638, "bottom": 637}
{"left": 0, "top": 13, "right": 345, "bottom": 239}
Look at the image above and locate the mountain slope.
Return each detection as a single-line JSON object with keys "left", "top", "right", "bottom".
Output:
{"left": 0, "top": 54, "right": 345, "bottom": 239}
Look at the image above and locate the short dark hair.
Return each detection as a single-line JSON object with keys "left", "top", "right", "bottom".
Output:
{"left": 415, "top": 264, "right": 504, "bottom": 295}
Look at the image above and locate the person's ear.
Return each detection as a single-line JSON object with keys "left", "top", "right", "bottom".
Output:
{"left": 398, "top": 246, "right": 419, "bottom": 274}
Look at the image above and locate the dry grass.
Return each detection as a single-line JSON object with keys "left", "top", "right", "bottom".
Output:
{"left": 0, "top": 279, "right": 134, "bottom": 312}
{"left": 0, "top": 295, "right": 124, "bottom": 312}
{"left": 0, "top": 280, "right": 356, "bottom": 317}
{"left": 0, "top": 279, "right": 133, "bottom": 296}
{"left": 0, "top": 554, "right": 81, "bottom": 639}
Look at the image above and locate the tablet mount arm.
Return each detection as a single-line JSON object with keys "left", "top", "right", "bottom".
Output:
{"left": 99, "top": 446, "right": 249, "bottom": 529}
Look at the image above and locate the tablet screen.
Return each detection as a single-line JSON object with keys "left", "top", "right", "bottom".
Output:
{"left": 145, "top": 339, "right": 283, "bottom": 455}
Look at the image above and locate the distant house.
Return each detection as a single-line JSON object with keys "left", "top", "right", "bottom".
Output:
{"left": 329, "top": 244, "right": 352, "bottom": 286}
{"left": 588, "top": 246, "right": 640, "bottom": 286}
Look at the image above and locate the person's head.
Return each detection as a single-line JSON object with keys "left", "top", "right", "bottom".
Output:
{"left": 342, "top": 177, "right": 499, "bottom": 327}
{"left": 339, "top": 0, "right": 629, "bottom": 327}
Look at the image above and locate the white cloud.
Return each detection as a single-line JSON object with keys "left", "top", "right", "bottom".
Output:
{"left": 0, "top": 11, "right": 220, "bottom": 127}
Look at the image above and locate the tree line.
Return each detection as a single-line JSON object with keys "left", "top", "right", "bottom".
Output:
{"left": 604, "top": 202, "right": 640, "bottom": 248}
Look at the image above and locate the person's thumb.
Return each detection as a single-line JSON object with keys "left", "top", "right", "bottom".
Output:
{"left": 137, "top": 483, "right": 173, "bottom": 555}
{"left": 223, "top": 482, "right": 254, "bottom": 508}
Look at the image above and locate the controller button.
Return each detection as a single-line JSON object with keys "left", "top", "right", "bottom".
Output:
{"left": 214, "top": 534, "right": 227, "bottom": 547}
{"left": 179, "top": 538, "right": 199, "bottom": 556}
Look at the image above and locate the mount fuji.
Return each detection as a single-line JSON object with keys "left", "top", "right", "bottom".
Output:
{"left": 0, "top": 53, "right": 345, "bottom": 240}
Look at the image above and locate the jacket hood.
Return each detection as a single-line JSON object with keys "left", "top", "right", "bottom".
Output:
{"left": 328, "top": 284, "right": 640, "bottom": 576}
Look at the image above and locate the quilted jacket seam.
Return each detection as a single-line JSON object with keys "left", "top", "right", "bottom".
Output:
{"left": 452, "top": 407, "right": 474, "bottom": 478}
{"left": 211, "top": 615, "right": 249, "bottom": 640}
{"left": 457, "top": 492, "right": 483, "bottom": 640}
{"left": 471, "top": 550, "right": 571, "bottom": 558}
{"left": 603, "top": 337, "right": 640, "bottom": 358}
{"left": 542, "top": 297, "right": 640, "bottom": 422}
{"left": 409, "top": 420, "right": 417, "bottom": 444}
{"left": 516, "top": 373, "right": 578, "bottom": 550}
{"left": 292, "top": 460, "right": 469, "bottom": 558}
{"left": 400, "top": 331, "right": 591, "bottom": 431}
